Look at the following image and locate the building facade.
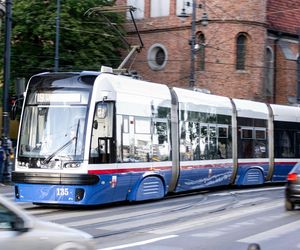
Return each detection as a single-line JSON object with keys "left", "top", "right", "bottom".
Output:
{"left": 116, "top": 0, "right": 300, "bottom": 105}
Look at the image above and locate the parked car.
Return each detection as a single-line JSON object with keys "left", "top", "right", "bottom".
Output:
{"left": 285, "top": 162, "right": 300, "bottom": 211}
{"left": 0, "top": 194, "right": 95, "bottom": 250}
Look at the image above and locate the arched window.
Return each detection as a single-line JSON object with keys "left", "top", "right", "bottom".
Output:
{"left": 236, "top": 34, "right": 247, "bottom": 70}
{"left": 197, "top": 33, "right": 205, "bottom": 71}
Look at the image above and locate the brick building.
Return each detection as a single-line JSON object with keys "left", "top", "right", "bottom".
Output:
{"left": 115, "top": 0, "right": 300, "bottom": 105}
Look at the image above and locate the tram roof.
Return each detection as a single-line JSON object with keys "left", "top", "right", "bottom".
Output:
{"left": 173, "top": 87, "right": 232, "bottom": 108}
{"left": 95, "top": 73, "right": 172, "bottom": 101}
{"left": 233, "top": 99, "right": 269, "bottom": 120}
{"left": 270, "top": 104, "right": 300, "bottom": 122}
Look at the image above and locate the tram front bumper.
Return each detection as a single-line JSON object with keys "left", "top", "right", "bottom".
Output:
{"left": 12, "top": 172, "right": 100, "bottom": 204}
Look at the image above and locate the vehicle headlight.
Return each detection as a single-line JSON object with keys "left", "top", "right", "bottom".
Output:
{"left": 18, "top": 161, "right": 29, "bottom": 169}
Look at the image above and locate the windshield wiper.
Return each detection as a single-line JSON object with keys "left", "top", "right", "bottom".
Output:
{"left": 42, "top": 136, "right": 77, "bottom": 165}
{"left": 74, "top": 119, "right": 80, "bottom": 156}
{"left": 42, "top": 120, "right": 80, "bottom": 165}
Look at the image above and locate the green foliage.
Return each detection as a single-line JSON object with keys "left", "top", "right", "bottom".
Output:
{"left": 3, "top": 0, "right": 126, "bottom": 81}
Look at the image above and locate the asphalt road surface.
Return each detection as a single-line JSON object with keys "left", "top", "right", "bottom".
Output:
{"left": 1, "top": 183, "right": 299, "bottom": 250}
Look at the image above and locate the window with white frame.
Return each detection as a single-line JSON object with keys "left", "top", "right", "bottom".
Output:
{"left": 127, "top": 0, "right": 144, "bottom": 19}
{"left": 151, "top": 0, "right": 170, "bottom": 17}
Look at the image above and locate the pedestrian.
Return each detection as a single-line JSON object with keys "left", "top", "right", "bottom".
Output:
{"left": 0, "top": 138, "right": 5, "bottom": 183}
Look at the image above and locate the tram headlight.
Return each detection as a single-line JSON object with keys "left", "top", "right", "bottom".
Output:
{"left": 64, "top": 162, "right": 81, "bottom": 168}
{"left": 18, "top": 161, "right": 29, "bottom": 169}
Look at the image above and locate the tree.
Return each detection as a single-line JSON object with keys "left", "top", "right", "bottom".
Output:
{"left": 3, "top": 0, "right": 125, "bottom": 82}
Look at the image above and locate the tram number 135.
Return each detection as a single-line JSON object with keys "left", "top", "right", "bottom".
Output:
{"left": 56, "top": 187, "right": 69, "bottom": 196}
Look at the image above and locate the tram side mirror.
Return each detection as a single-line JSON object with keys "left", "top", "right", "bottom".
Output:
{"left": 93, "top": 120, "right": 98, "bottom": 129}
{"left": 10, "top": 97, "right": 23, "bottom": 120}
{"left": 10, "top": 104, "right": 17, "bottom": 120}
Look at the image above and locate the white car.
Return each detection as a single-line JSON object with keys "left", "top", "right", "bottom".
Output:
{"left": 0, "top": 194, "right": 95, "bottom": 250}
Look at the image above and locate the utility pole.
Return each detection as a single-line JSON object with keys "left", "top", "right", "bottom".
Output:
{"left": 178, "top": 1, "right": 208, "bottom": 89}
{"left": 189, "top": 0, "right": 196, "bottom": 89}
{"left": 54, "top": 0, "right": 60, "bottom": 72}
{"left": 1, "top": 0, "right": 12, "bottom": 183}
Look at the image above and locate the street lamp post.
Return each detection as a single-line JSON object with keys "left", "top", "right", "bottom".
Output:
{"left": 1, "top": 0, "right": 12, "bottom": 183}
{"left": 190, "top": 1, "right": 196, "bottom": 88}
{"left": 178, "top": 0, "right": 208, "bottom": 89}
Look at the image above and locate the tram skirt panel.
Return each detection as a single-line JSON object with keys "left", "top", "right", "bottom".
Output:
{"left": 128, "top": 176, "right": 165, "bottom": 201}
{"left": 239, "top": 168, "right": 264, "bottom": 185}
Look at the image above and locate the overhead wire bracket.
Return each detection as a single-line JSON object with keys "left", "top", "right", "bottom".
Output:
{"left": 85, "top": 5, "right": 144, "bottom": 71}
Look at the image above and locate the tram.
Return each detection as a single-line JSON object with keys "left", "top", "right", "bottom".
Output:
{"left": 12, "top": 70, "right": 300, "bottom": 205}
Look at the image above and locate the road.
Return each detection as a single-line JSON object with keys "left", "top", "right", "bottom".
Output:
{"left": 1, "top": 183, "right": 300, "bottom": 250}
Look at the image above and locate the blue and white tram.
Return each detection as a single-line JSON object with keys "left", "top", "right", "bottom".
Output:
{"left": 12, "top": 71, "right": 300, "bottom": 205}
{"left": 271, "top": 104, "right": 300, "bottom": 181}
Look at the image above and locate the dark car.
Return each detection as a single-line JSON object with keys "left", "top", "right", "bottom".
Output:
{"left": 285, "top": 163, "right": 300, "bottom": 210}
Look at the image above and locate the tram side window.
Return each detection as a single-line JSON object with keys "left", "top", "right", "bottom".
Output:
{"left": 199, "top": 124, "right": 208, "bottom": 159}
{"left": 208, "top": 125, "right": 217, "bottom": 159}
{"left": 118, "top": 115, "right": 170, "bottom": 163}
{"left": 254, "top": 129, "right": 267, "bottom": 158}
{"left": 152, "top": 121, "right": 170, "bottom": 161}
{"left": 120, "top": 116, "right": 132, "bottom": 162}
{"left": 240, "top": 128, "right": 253, "bottom": 158}
{"left": 121, "top": 116, "right": 152, "bottom": 162}
{"left": 180, "top": 121, "right": 195, "bottom": 161}
{"left": 134, "top": 117, "right": 152, "bottom": 162}
{"left": 238, "top": 127, "right": 267, "bottom": 158}
{"left": 274, "top": 121, "right": 300, "bottom": 158}
{"left": 218, "top": 126, "right": 231, "bottom": 159}
{"left": 180, "top": 121, "right": 231, "bottom": 161}
{"left": 275, "top": 130, "right": 295, "bottom": 158}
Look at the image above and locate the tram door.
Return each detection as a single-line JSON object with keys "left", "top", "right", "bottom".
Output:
{"left": 89, "top": 102, "right": 116, "bottom": 164}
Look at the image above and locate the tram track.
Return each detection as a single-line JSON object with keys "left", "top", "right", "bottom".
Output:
{"left": 20, "top": 185, "right": 284, "bottom": 240}
{"left": 82, "top": 192, "right": 239, "bottom": 238}
{"left": 89, "top": 186, "right": 284, "bottom": 239}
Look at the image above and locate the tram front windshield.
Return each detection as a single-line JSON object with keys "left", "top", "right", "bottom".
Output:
{"left": 18, "top": 76, "right": 92, "bottom": 168}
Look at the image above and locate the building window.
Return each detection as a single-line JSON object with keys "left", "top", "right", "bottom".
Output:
{"left": 151, "top": 0, "right": 170, "bottom": 17}
{"left": 176, "top": 0, "right": 192, "bottom": 16}
{"left": 236, "top": 33, "right": 247, "bottom": 70}
{"left": 127, "top": 0, "right": 144, "bottom": 19}
{"left": 147, "top": 44, "right": 168, "bottom": 70}
{"left": 265, "top": 47, "right": 274, "bottom": 98}
{"left": 197, "top": 33, "right": 205, "bottom": 71}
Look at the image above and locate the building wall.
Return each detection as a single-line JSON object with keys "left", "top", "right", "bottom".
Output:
{"left": 266, "top": 0, "right": 300, "bottom": 105}
{"left": 116, "top": 0, "right": 299, "bottom": 105}
{"left": 270, "top": 37, "right": 298, "bottom": 104}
